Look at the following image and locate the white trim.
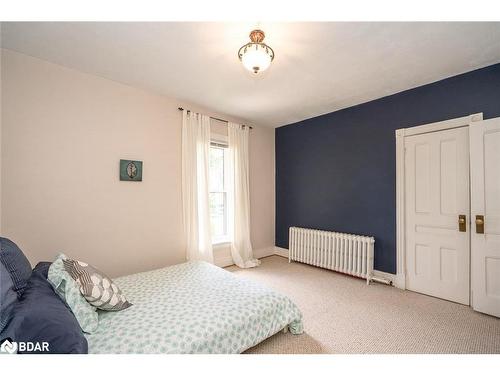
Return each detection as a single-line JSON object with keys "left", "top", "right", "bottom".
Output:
{"left": 394, "top": 113, "right": 483, "bottom": 290}
{"left": 402, "top": 113, "right": 483, "bottom": 137}
{"left": 273, "top": 246, "right": 289, "bottom": 259}
{"left": 215, "top": 246, "right": 276, "bottom": 268}
{"left": 254, "top": 246, "right": 277, "bottom": 259}
{"left": 373, "top": 270, "right": 396, "bottom": 285}
{"left": 273, "top": 246, "right": 396, "bottom": 285}
{"left": 395, "top": 128, "right": 406, "bottom": 289}
{"left": 223, "top": 241, "right": 420, "bottom": 288}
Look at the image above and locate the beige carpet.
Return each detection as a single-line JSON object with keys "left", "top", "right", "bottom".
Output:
{"left": 227, "top": 255, "right": 500, "bottom": 354}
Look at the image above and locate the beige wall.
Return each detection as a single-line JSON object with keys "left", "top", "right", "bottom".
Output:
{"left": 0, "top": 49, "right": 275, "bottom": 277}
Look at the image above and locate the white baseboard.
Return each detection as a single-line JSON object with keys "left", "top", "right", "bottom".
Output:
{"left": 254, "top": 246, "right": 276, "bottom": 259}
{"left": 394, "top": 273, "right": 406, "bottom": 290}
{"left": 274, "top": 246, "right": 289, "bottom": 258}
{"left": 271, "top": 246, "right": 396, "bottom": 285}
{"left": 372, "top": 270, "right": 396, "bottom": 285}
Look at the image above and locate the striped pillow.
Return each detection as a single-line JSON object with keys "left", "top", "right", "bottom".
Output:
{"left": 48, "top": 254, "right": 99, "bottom": 333}
{"left": 62, "top": 259, "right": 132, "bottom": 311}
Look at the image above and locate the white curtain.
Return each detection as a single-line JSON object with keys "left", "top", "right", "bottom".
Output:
{"left": 182, "top": 110, "right": 214, "bottom": 263}
{"left": 228, "top": 122, "right": 260, "bottom": 268}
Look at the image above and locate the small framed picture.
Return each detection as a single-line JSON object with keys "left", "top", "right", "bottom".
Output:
{"left": 120, "top": 159, "right": 143, "bottom": 181}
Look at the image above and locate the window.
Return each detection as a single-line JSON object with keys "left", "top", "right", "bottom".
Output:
{"left": 209, "top": 142, "right": 229, "bottom": 244}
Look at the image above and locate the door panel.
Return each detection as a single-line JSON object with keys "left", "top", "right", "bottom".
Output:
{"left": 470, "top": 118, "right": 500, "bottom": 317}
{"left": 405, "top": 127, "right": 470, "bottom": 304}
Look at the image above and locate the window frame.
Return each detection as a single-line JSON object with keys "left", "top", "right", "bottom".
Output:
{"left": 209, "top": 133, "right": 230, "bottom": 245}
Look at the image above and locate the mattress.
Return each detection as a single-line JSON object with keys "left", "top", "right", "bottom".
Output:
{"left": 85, "top": 261, "right": 303, "bottom": 353}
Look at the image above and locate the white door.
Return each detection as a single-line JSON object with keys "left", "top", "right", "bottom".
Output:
{"left": 405, "top": 127, "right": 470, "bottom": 304}
{"left": 470, "top": 117, "right": 500, "bottom": 317}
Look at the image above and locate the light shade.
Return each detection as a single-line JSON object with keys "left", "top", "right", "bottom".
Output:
{"left": 238, "top": 30, "right": 275, "bottom": 74}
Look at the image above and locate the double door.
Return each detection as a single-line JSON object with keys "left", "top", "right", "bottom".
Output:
{"left": 405, "top": 117, "right": 500, "bottom": 317}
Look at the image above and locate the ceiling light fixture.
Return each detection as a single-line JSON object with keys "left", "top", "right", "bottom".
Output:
{"left": 238, "top": 29, "right": 275, "bottom": 74}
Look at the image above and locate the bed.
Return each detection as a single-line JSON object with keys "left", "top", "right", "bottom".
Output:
{"left": 85, "top": 260, "right": 303, "bottom": 354}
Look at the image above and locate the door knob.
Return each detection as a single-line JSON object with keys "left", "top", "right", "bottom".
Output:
{"left": 475, "top": 215, "right": 484, "bottom": 234}
{"left": 458, "top": 215, "right": 466, "bottom": 232}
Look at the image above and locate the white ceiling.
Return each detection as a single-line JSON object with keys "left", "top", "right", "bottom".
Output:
{"left": 2, "top": 22, "right": 500, "bottom": 127}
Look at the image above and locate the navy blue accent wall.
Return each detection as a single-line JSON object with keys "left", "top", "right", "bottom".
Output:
{"left": 275, "top": 63, "right": 500, "bottom": 274}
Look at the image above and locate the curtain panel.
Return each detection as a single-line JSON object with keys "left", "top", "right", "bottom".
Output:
{"left": 228, "top": 122, "right": 260, "bottom": 268}
{"left": 181, "top": 110, "right": 214, "bottom": 263}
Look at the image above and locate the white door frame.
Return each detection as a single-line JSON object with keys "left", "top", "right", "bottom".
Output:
{"left": 394, "top": 113, "right": 483, "bottom": 290}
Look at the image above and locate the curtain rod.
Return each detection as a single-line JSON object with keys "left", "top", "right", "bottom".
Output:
{"left": 178, "top": 107, "right": 253, "bottom": 129}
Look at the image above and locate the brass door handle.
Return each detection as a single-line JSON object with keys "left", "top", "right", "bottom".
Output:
{"left": 475, "top": 215, "right": 484, "bottom": 234}
{"left": 458, "top": 214, "right": 466, "bottom": 232}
